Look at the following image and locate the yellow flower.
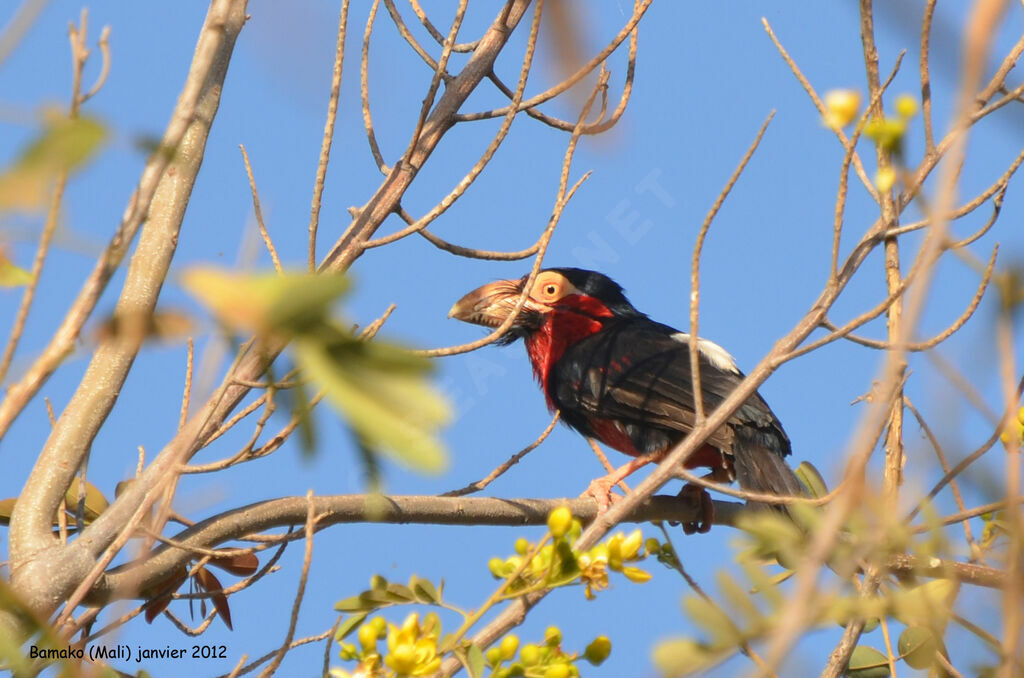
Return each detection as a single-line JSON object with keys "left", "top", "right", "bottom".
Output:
{"left": 823, "top": 89, "right": 862, "bottom": 129}
{"left": 864, "top": 117, "right": 906, "bottom": 153}
{"left": 895, "top": 93, "right": 919, "bottom": 119}
{"left": 383, "top": 613, "right": 442, "bottom": 676}
{"left": 579, "top": 557, "right": 609, "bottom": 600}
{"left": 875, "top": 166, "right": 896, "bottom": 193}
{"left": 547, "top": 506, "right": 573, "bottom": 538}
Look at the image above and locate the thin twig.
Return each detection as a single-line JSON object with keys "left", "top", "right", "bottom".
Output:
{"left": 455, "top": 0, "right": 652, "bottom": 128}
{"left": 240, "top": 145, "right": 282, "bottom": 274}
{"left": 761, "top": 17, "right": 878, "bottom": 202}
{"left": 0, "top": 0, "right": 48, "bottom": 69}
{"left": 903, "top": 396, "right": 980, "bottom": 555}
{"left": 689, "top": 111, "right": 774, "bottom": 422}
{"left": 363, "top": 0, "right": 545, "bottom": 250}
{"left": 308, "top": 0, "right": 350, "bottom": 270}
{"left": 179, "top": 338, "right": 194, "bottom": 430}
{"left": 79, "top": 25, "right": 111, "bottom": 105}
{"left": 443, "top": 413, "right": 559, "bottom": 497}
{"left": 258, "top": 491, "right": 317, "bottom": 678}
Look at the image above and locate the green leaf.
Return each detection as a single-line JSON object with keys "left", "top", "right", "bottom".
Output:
{"left": 294, "top": 338, "right": 450, "bottom": 474}
{"left": 0, "top": 113, "right": 107, "bottom": 211}
{"left": 333, "top": 589, "right": 393, "bottom": 612}
{"left": 0, "top": 252, "right": 32, "bottom": 287}
{"left": 64, "top": 477, "right": 110, "bottom": 522}
{"left": 683, "top": 595, "right": 740, "bottom": 645}
{"left": 739, "top": 560, "right": 784, "bottom": 609}
{"left": 652, "top": 639, "right": 714, "bottom": 677}
{"left": 897, "top": 625, "right": 938, "bottom": 669}
{"left": 180, "top": 269, "right": 349, "bottom": 336}
{"left": 795, "top": 461, "right": 828, "bottom": 498}
{"left": 291, "top": 380, "right": 317, "bottom": 458}
{"left": 265, "top": 275, "right": 351, "bottom": 332}
{"left": 0, "top": 498, "right": 16, "bottom": 525}
{"left": 465, "top": 643, "right": 485, "bottom": 678}
{"left": 716, "top": 571, "right": 763, "bottom": 626}
{"left": 335, "top": 612, "right": 369, "bottom": 641}
{"left": 845, "top": 646, "right": 890, "bottom": 677}
{"left": 384, "top": 582, "right": 415, "bottom": 603}
{"left": 410, "top": 576, "right": 440, "bottom": 604}
{"left": 891, "top": 580, "right": 956, "bottom": 626}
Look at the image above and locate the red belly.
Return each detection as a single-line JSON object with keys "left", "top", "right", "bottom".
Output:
{"left": 586, "top": 418, "right": 726, "bottom": 471}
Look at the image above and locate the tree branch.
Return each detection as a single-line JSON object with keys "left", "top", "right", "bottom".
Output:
{"left": 6, "top": 0, "right": 250, "bottom": 631}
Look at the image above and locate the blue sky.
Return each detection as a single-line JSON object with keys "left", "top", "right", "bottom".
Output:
{"left": 2, "top": 1, "right": 1023, "bottom": 676}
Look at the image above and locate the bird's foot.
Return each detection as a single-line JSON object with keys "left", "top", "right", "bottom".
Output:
{"left": 582, "top": 476, "right": 623, "bottom": 513}
{"left": 677, "top": 483, "right": 713, "bottom": 534}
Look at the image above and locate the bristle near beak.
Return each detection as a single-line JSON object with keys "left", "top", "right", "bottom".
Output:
{"left": 448, "top": 279, "right": 530, "bottom": 328}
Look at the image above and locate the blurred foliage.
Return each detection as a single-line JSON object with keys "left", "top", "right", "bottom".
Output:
{"left": 182, "top": 269, "right": 451, "bottom": 473}
{"left": 653, "top": 491, "right": 964, "bottom": 677}
{"left": 0, "top": 250, "right": 32, "bottom": 287}
{"left": 0, "top": 111, "right": 107, "bottom": 212}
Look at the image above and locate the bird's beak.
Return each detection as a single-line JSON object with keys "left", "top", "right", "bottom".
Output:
{"left": 448, "top": 278, "right": 533, "bottom": 328}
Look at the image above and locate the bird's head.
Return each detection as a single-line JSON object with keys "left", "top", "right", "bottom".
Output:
{"left": 448, "top": 268, "right": 643, "bottom": 342}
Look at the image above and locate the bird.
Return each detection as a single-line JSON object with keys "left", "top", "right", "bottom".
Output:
{"left": 448, "top": 267, "right": 804, "bottom": 533}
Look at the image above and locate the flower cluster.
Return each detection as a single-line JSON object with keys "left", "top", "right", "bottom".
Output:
{"left": 484, "top": 626, "right": 611, "bottom": 678}
{"left": 334, "top": 612, "right": 442, "bottom": 678}
{"left": 822, "top": 89, "right": 921, "bottom": 191}
{"left": 487, "top": 507, "right": 655, "bottom": 600}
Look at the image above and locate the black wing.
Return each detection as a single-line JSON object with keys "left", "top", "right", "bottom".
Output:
{"left": 550, "top": 318, "right": 791, "bottom": 458}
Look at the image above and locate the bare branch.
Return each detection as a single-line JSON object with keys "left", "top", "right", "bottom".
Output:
{"left": 240, "top": 145, "right": 283, "bottom": 274}
{"left": 689, "top": 111, "right": 774, "bottom": 422}
{"left": 258, "top": 492, "right": 317, "bottom": 677}
{"left": 308, "top": 0, "right": 350, "bottom": 269}
{"left": 442, "top": 413, "right": 559, "bottom": 497}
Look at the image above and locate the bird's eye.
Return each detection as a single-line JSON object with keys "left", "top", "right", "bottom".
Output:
{"left": 544, "top": 284, "right": 558, "bottom": 296}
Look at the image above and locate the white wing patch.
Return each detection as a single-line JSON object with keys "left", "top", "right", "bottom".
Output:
{"left": 670, "top": 332, "right": 739, "bottom": 373}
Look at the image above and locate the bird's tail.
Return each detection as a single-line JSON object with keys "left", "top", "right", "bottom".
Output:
{"left": 731, "top": 425, "right": 805, "bottom": 514}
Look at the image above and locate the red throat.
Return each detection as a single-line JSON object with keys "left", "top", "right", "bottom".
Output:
{"left": 523, "top": 296, "right": 613, "bottom": 409}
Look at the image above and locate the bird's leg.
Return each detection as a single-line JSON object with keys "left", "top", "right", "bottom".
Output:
{"left": 677, "top": 465, "right": 733, "bottom": 534}
{"left": 583, "top": 450, "right": 665, "bottom": 512}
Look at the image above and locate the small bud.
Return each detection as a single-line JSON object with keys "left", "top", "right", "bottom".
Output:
{"left": 621, "top": 530, "right": 644, "bottom": 559}
{"left": 488, "top": 557, "right": 505, "bottom": 578}
{"left": 895, "top": 93, "right": 919, "bottom": 119}
{"left": 823, "top": 89, "right": 862, "bottom": 128}
{"left": 584, "top": 636, "right": 612, "bottom": 665}
{"left": 486, "top": 647, "right": 503, "bottom": 666}
{"left": 357, "top": 624, "right": 378, "bottom": 651}
{"left": 621, "top": 566, "right": 652, "bottom": 583}
{"left": 547, "top": 506, "right": 573, "bottom": 538}
{"left": 876, "top": 166, "right": 896, "bottom": 192}
{"left": 545, "top": 664, "right": 571, "bottom": 678}
{"left": 644, "top": 537, "right": 660, "bottom": 555}
{"left": 520, "top": 644, "right": 541, "bottom": 666}
{"left": 544, "top": 626, "right": 562, "bottom": 647}
{"left": 864, "top": 117, "right": 906, "bottom": 153}
{"left": 500, "top": 634, "right": 520, "bottom": 659}
{"left": 514, "top": 537, "right": 530, "bottom": 555}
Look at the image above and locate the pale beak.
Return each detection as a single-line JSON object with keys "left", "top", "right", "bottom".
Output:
{"left": 448, "top": 278, "right": 530, "bottom": 328}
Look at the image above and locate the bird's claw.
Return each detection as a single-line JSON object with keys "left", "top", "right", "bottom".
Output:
{"left": 677, "top": 483, "right": 713, "bottom": 534}
{"left": 583, "top": 477, "right": 623, "bottom": 513}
